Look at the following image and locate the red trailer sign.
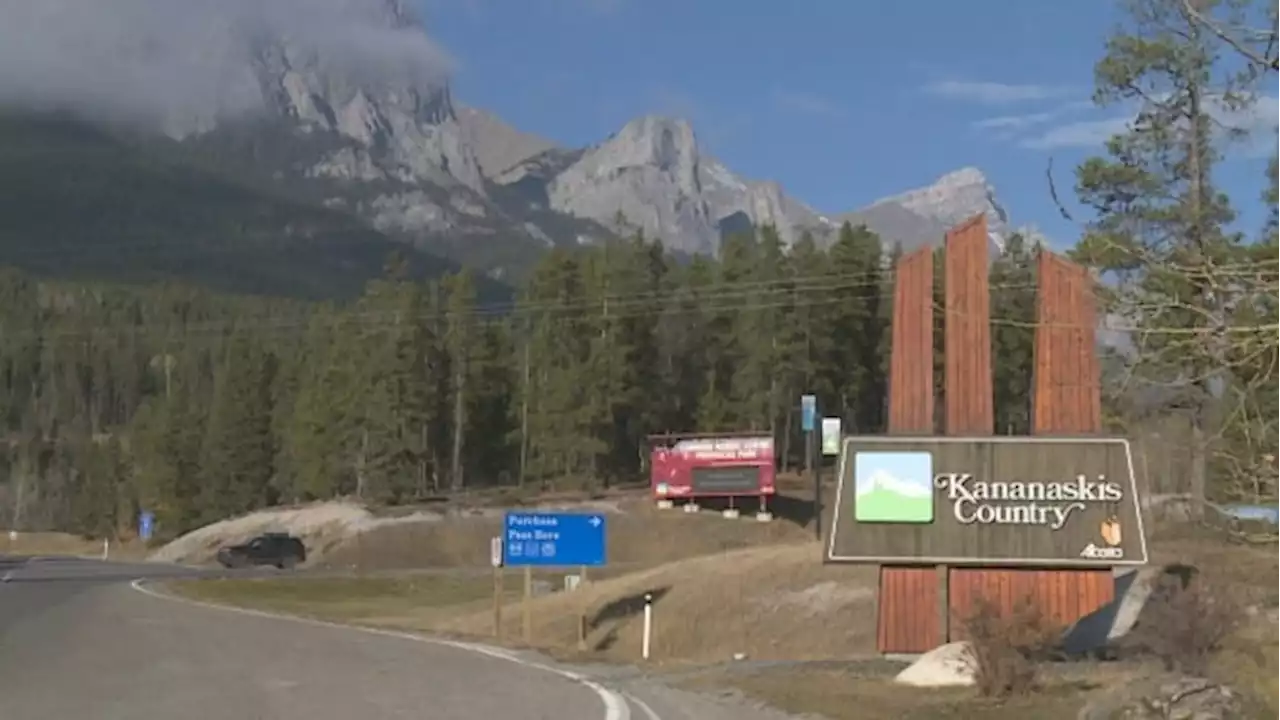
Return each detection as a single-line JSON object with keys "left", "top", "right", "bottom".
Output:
{"left": 649, "top": 435, "right": 776, "bottom": 499}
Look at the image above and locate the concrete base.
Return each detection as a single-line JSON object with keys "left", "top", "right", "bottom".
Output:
{"left": 755, "top": 512, "right": 774, "bottom": 522}
{"left": 722, "top": 508, "right": 740, "bottom": 519}
{"left": 656, "top": 499, "right": 674, "bottom": 509}
{"left": 682, "top": 503, "right": 701, "bottom": 514}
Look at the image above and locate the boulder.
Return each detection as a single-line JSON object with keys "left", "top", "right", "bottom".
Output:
{"left": 893, "top": 641, "right": 975, "bottom": 687}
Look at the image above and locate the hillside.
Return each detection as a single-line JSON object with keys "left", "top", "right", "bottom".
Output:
{"left": 0, "top": 112, "right": 511, "bottom": 301}
{"left": 0, "top": 0, "right": 1022, "bottom": 293}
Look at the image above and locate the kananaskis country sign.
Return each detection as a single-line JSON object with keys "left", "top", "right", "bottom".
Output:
{"left": 825, "top": 436, "right": 1148, "bottom": 566}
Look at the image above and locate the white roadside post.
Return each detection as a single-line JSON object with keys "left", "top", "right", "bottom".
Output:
{"left": 641, "top": 592, "right": 654, "bottom": 660}
{"left": 101, "top": 538, "right": 109, "bottom": 561}
{"left": 490, "top": 537, "right": 504, "bottom": 638}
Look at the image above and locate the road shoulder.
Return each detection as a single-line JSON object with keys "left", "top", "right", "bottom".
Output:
{"left": 135, "top": 578, "right": 806, "bottom": 720}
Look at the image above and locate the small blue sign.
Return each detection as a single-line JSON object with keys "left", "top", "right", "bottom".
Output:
{"left": 138, "top": 511, "right": 155, "bottom": 541}
{"left": 801, "top": 394, "right": 817, "bottom": 432}
{"left": 502, "top": 511, "right": 607, "bottom": 567}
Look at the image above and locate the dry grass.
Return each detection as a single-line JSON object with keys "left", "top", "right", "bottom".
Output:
{"left": 1144, "top": 522, "right": 1279, "bottom": 716}
{"left": 1145, "top": 522, "right": 1278, "bottom": 600}
{"left": 167, "top": 540, "right": 879, "bottom": 666}
{"left": 156, "top": 509, "right": 1276, "bottom": 720}
{"left": 323, "top": 499, "right": 812, "bottom": 572}
{"left": 1209, "top": 618, "right": 1280, "bottom": 717}
{"left": 1, "top": 531, "right": 149, "bottom": 560}
{"left": 680, "top": 664, "right": 1132, "bottom": 720}
{"left": 442, "top": 541, "right": 878, "bottom": 664}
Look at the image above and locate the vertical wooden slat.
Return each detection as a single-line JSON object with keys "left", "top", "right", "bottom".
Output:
{"left": 1033, "top": 252, "right": 1104, "bottom": 435}
{"left": 946, "top": 251, "right": 1113, "bottom": 642}
{"left": 1032, "top": 250, "right": 1113, "bottom": 624}
{"left": 877, "top": 566, "right": 940, "bottom": 652}
{"left": 943, "top": 214, "right": 994, "bottom": 435}
{"left": 949, "top": 567, "right": 1115, "bottom": 632}
{"left": 888, "top": 247, "right": 936, "bottom": 434}
{"left": 879, "top": 246, "right": 940, "bottom": 653}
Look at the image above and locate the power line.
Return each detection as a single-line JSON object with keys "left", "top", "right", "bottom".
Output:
{"left": 6, "top": 278, "right": 1028, "bottom": 341}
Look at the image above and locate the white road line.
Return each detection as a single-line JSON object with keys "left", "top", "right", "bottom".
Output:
{"left": 129, "top": 579, "right": 639, "bottom": 720}
{"left": 623, "top": 691, "right": 663, "bottom": 720}
{"left": 1, "top": 570, "right": 12, "bottom": 583}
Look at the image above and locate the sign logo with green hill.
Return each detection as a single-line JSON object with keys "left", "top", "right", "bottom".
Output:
{"left": 853, "top": 451, "right": 934, "bottom": 523}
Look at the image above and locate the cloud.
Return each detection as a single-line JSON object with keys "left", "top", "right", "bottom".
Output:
{"left": 1019, "top": 94, "right": 1279, "bottom": 156}
{"left": 924, "top": 80, "right": 1077, "bottom": 104}
{"left": 771, "top": 89, "right": 843, "bottom": 117}
{"left": 1019, "top": 116, "right": 1134, "bottom": 150}
{"left": 0, "top": 0, "right": 454, "bottom": 134}
{"left": 972, "top": 112, "right": 1056, "bottom": 131}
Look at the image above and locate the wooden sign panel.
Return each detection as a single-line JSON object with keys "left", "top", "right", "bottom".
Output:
{"left": 826, "top": 436, "right": 1148, "bottom": 567}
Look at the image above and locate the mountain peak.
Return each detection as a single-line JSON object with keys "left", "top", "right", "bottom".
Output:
{"left": 604, "top": 116, "right": 700, "bottom": 170}
{"left": 618, "top": 115, "right": 695, "bottom": 134}
{"left": 840, "top": 166, "right": 1010, "bottom": 254}
{"left": 858, "top": 468, "right": 932, "bottom": 498}
{"left": 935, "top": 166, "right": 988, "bottom": 185}
{"left": 546, "top": 113, "right": 713, "bottom": 250}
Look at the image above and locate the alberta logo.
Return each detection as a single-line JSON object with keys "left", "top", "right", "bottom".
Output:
{"left": 853, "top": 451, "right": 934, "bottom": 523}
{"left": 1079, "top": 516, "right": 1125, "bottom": 560}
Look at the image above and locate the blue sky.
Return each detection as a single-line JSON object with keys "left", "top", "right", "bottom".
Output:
{"left": 854, "top": 452, "right": 933, "bottom": 496}
{"left": 421, "top": 0, "right": 1277, "bottom": 246}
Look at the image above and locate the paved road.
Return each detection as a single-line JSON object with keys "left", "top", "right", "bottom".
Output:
{"left": 0, "top": 556, "right": 799, "bottom": 720}
{"left": 0, "top": 556, "right": 616, "bottom": 719}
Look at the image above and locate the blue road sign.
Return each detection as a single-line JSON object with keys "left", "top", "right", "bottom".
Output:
{"left": 502, "top": 511, "right": 607, "bottom": 567}
{"left": 801, "top": 394, "right": 817, "bottom": 432}
{"left": 138, "top": 511, "right": 155, "bottom": 541}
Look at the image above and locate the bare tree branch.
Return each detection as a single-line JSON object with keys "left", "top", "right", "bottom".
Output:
{"left": 1182, "top": 0, "right": 1279, "bottom": 72}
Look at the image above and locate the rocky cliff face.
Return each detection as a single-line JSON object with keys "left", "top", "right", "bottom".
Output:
{"left": 5, "top": 0, "right": 1019, "bottom": 265}
{"left": 520, "top": 116, "right": 828, "bottom": 254}
{"left": 840, "top": 167, "right": 1011, "bottom": 254}
{"left": 545, "top": 117, "right": 714, "bottom": 254}
{"left": 508, "top": 116, "right": 1011, "bottom": 256}
{"left": 247, "top": 2, "right": 485, "bottom": 211}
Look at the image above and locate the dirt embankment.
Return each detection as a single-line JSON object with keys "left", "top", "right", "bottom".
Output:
{"left": 444, "top": 541, "right": 880, "bottom": 664}
{"left": 147, "top": 493, "right": 812, "bottom": 570}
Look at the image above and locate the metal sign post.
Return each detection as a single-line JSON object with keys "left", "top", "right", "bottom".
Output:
{"left": 801, "top": 394, "right": 819, "bottom": 540}
{"left": 500, "top": 511, "right": 608, "bottom": 645}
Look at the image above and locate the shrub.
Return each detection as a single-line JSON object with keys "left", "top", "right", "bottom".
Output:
{"left": 961, "top": 596, "right": 1059, "bottom": 698}
{"left": 1130, "top": 571, "right": 1241, "bottom": 676}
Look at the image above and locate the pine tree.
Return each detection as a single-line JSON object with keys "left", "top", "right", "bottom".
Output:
{"left": 350, "top": 272, "right": 435, "bottom": 503}
{"left": 1072, "top": 0, "right": 1267, "bottom": 513}
{"left": 196, "top": 329, "right": 275, "bottom": 523}
{"left": 444, "top": 270, "right": 479, "bottom": 491}
{"left": 283, "top": 310, "right": 360, "bottom": 501}
{"left": 779, "top": 232, "right": 831, "bottom": 468}
{"left": 825, "top": 222, "right": 889, "bottom": 433}
{"left": 989, "top": 233, "right": 1038, "bottom": 435}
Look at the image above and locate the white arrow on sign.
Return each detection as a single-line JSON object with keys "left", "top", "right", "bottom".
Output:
{"left": 589, "top": 516, "right": 602, "bottom": 527}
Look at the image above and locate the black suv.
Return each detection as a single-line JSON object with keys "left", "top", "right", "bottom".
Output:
{"left": 216, "top": 532, "right": 306, "bottom": 570}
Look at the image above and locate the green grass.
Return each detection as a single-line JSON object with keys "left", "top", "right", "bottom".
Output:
{"left": 854, "top": 488, "right": 934, "bottom": 523}
{"left": 164, "top": 569, "right": 618, "bottom": 629}
{"left": 167, "top": 575, "right": 502, "bottom": 623}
